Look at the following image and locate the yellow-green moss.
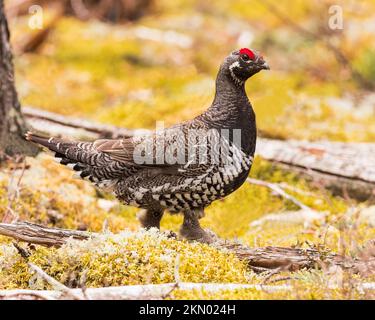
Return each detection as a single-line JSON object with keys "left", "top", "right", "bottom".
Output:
{"left": 0, "top": 230, "right": 250, "bottom": 290}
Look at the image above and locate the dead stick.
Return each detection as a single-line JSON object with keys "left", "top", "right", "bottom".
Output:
{"left": 1, "top": 281, "right": 374, "bottom": 300}
{"left": 23, "top": 106, "right": 139, "bottom": 139}
{"left": 0, "top": 221, "right": 91, "bottom": 247}
{"left": 246, "top": 177, "right": 313, "bottom": 211}
{"left": 28, "top": 263, "right": 83, "bottom": 300}
{"left": 0, "top": 282, "right": 291, "bottom": 300}
{"left": 0, "top": 291, "right": 51, "bottom": 300}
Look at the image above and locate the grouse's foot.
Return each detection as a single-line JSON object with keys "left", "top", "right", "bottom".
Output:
{"left": 179, "top": 210, "right": 215, "bottom": 244}
{"left": 137, "top": 208, "right": 164, "bottom": 229}
{"left": 179, "top": 226, "right": 216, "bottom": 244}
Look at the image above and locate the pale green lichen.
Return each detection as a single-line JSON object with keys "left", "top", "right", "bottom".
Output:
{"left": 0, "top": 230, "right": 250, "bottom": 290}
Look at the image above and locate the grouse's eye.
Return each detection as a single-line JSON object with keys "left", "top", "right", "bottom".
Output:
{"left": 241, "top": 54, "right": 250, "bottom": 61}
{"left": 239, "top": 48, "right": 256, "bottom": 61}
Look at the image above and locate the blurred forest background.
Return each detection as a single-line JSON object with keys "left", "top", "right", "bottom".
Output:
{"left": 0, "top": 0, "right": 374, "bottom": 299}
{"left": 7, "top": 0, "right": 375, "bottom": 141}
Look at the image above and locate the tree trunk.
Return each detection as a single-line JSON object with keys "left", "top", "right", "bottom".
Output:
{"left": 0, "top": 0, "right": 38, "bottom": 160}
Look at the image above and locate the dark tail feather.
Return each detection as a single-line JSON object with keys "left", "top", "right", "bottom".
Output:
{"left": 25, "top": 130, "right": 89, "bottom": 172}
{"left": 24, "top": 131, "right": 120, "bottom": 189}
{"left": 24, "top": 131, "right": 50, "bottom": 146}
{"left": 25, "top": 131, "right": 71, "bottom": 154}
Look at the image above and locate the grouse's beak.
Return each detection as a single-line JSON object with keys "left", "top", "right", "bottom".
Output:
{"left": 261, "top": 61, "right": 270, "bottom": 70}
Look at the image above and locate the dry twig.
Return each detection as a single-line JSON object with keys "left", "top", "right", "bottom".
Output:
{"left": 3, "top": 158, "right": 26, "bottom": 223}
{"left": 1, "top": 281, "right": 374, "bottom": 300}
{"left": 0, "top": 221, "right": 91, "bottom": 247}
{"left": 27, "top": 263, "right": 83, "bottom": 300}
{"left": 246, "top": 177, "right": 313, "bottom": 211}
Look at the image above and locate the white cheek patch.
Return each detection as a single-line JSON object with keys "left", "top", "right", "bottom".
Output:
{"left": 229, "top": 61, "right": 244, "bottom": 86}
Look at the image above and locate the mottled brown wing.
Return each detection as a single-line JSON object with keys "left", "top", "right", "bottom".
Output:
{"left": 94, "top": 134, "right": 183, "bottom": 176}
{"left": 94, "top": 138, "right": 135, "bottom": 163}
{"left": 94, "top": 124, "right": 215, "bottom": 177}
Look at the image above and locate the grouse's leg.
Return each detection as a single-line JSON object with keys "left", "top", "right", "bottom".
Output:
{"left": 137, "top": 208, "right": 164, "bottom": 229}
{"left": 179, "top": 209, "right": 213, "bottom": 243}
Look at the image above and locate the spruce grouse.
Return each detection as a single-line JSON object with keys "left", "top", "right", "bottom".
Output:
{"left": 26, "top": 48, "right": 269, "bottom": 243}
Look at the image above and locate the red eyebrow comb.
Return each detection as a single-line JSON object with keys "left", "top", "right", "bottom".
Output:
{"left": 239, "top": 48, "right": 255, "bottom": 60}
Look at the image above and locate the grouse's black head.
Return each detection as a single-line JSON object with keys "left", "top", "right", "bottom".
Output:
{"left": 222, "top": 48, "right": 269, "bottom": 85}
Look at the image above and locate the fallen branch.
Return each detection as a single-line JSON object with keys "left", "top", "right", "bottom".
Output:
{"left": 277, "top": 182, "right": 316, "bottom": 197}
{"left": 246, "top": 177, "right": 313, "bottom": 211}
{"left": 27, "top": 262, "right": 82, "bottom": 300}
{"left": 2, "top": 158, "right": 26, "bottom": 223}
{"left": 218, "top": 242, "right": 323, "bottom": 271}
{"left": 0, "top": 291, "right": 51, "bottom": 300}
{"left": 249, "top": 209, "right": 324, "bottom": 228}
{"left": 245, "top": 178, "right": 324, "bottom": 227}
{"left": 0, "top": 221, "right": 91, "bottom": 247}
{"left": 0, "top": 221, "right": 373, "bottom": 273}
{"left": 24, "top": 106, "right": 139, "bottom": 139}
{"left": 256, "top": 138, "right": 375, "bottom": 201}
{"left": 0, "top": 282, "right": 291, "bottom": 300}
{"left": 1, "top": 281, "right": 374, "bottom": 300}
